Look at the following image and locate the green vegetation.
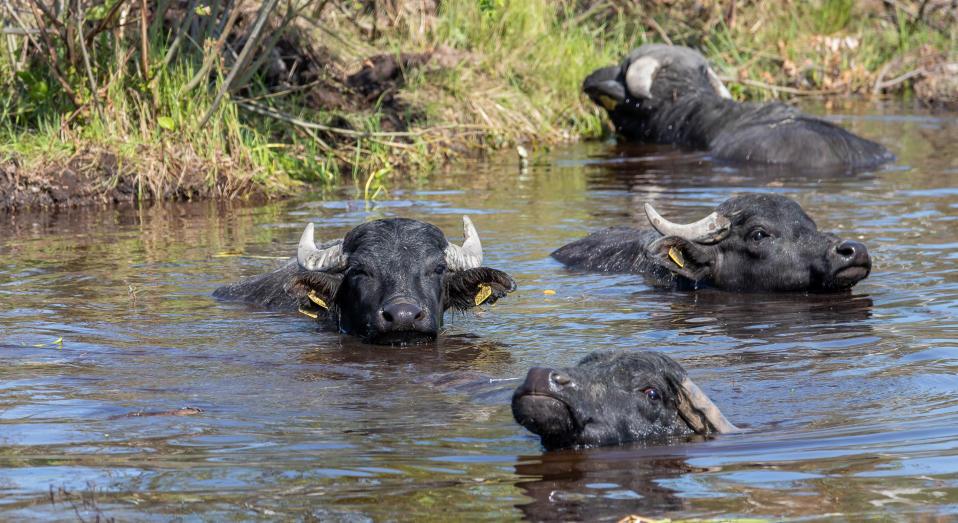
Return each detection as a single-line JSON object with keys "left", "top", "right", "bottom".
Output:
{"left": 0, "top": 1, "right": 954, "bottom": 209}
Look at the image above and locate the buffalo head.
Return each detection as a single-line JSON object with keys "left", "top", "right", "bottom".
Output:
{"left": 643, "top": 194, "right": 871, "bottom": 291}
{"left": 551, "top": 193, "right": 871, "bottom": 292}
{"left": 512, "top": 350, "right": 737, "bottom": 450}
{"left": 583, "top": 43, "right": 731, "bottom": 113}
{"left": 214, "top": 217, "right": 516, "bottom": 345}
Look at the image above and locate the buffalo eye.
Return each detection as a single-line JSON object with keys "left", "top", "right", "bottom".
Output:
{"left": 643, "top": 388, "right": 661, "bottom": 401}
{"left": 349, "top": 266, "right": 368, "bottom": 277}
{"left": 434, "top": 264, "right": 446, "bottom": 275}
{"left": 748, "top": 229, "right": 769, "bottom": 242}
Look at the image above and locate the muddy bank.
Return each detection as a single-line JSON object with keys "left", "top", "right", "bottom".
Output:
{"left": 0, "top": 148, "right": 265, "bottom": 214}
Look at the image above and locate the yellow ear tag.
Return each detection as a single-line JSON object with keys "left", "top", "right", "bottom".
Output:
{"left": 475, "top": 284, "right": 492, "bottom": 306}
{"left": 308, "top": 291, "right": 328, "bottom": 310}
{"left": 598, "top": 94, "right": 618, "bottom": 111}
{"left": 298, "top": 307, "right": 318, "bottom": 319}
{"left": 668, "top": 246, "right": 685, "bottom": 268}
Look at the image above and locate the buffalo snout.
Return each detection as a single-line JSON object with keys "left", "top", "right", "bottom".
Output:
{"left": 519, "top": 367, "right": 573, "bottom": 394}
{"left": 828, "top": 239, "right": 871, "bottom": 288}
{"left": 380, "top": 301, "right": 426, "bottom": 330}
{"left": 835, "top": 240, "right": 870, "bottom": 266}
{"left": 513, "top": 367, "right": 578, "bottom": 448}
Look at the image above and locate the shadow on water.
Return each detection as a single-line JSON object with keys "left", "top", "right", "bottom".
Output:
{"left": 648, "top": 289, "right": 874, "bottom": 340}
{"left": 514, "top": 445, "right": 704, "bottom": 520}
{"left": 297, "top": 335, "right": 514, "bottom": 375}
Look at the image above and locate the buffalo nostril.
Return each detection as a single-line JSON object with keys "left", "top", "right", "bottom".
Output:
{"left": 836, "top": 241, "right": 857, "bottom": 258}
{"left": 550, "top": 372, "right": 571, "bottom": 386}
{"left": 835, "top": 240, "right": 869, "bottom": 265}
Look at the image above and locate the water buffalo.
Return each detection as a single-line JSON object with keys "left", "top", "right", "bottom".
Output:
{"left": 551, "top": 193, "right": 871, "bottom": 292}
{"left": 584, "top": 44, "right": 894, "bottom": 168}
{"left": 213, "top": 217, "right": 516, "bottom": 345}
{"left": 512, "top": 350, "right": 737, "bottom": 450}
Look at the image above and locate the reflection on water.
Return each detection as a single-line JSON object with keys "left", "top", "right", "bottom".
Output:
{"left": 1, "top": 101, "right": 957, "bottom": 519}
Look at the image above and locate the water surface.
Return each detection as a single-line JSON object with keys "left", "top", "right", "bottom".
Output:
{"left": 1, "top": 100, "right": 957, "bottom": 519}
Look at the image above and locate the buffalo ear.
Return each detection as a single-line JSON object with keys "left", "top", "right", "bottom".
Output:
{"left": 444, "top": 268, "right": 517, "bottom": 311}
{"left": 647, "top": 236, "right": 714, "bottom": 284}
{"left": 286, "top": 271, "right": 343, "bottom": 309}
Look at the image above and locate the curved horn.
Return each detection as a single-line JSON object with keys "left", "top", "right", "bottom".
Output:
{"left": 444, "top": 215, "right": 483, "bottom": 270}
{"left": 707, "top": 67, "right": 733, "bottom": 99}
{"left": 297, "top": 223, "right": 348, "bottom": 271}
{"left": 676, "top": 377, "right": 739, "bottom": 435}
{"left": 625, "top": 55, "right": 660, "bottom": 99}
{"left": 644, "top": 203, "right": 731, "bottom": 244}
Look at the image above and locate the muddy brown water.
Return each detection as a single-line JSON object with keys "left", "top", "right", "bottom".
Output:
{"left": 1, "top": 100, "right": 957, "bottom": 520}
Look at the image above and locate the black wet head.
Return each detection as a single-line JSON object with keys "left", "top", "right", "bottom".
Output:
{"left": 332, "top": 218, "right": 444, "bottom": 344}
{"left": 290, "top": 218, "right": 516, "bottom": 345}
{"left": 513, "top": 351, "right": 705, "bottom": 450}
{"left": 646, "top": 194, "right": 871, "bottom": 292}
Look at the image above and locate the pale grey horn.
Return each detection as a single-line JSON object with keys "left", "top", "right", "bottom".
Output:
{"left": 625, "top": 55, "right": 660, "bottom": 99}
{"left": 644, "top": 203, "right": 731, "bottom": 245}
{"left": 676, "top": 377, "right": 739, "bottom": 435}
{"left": 297, "top": 223, "right": 347, "bottom": 271}
{"left": 707, "top": 67, "right": 733, "bottom": 99}
{"left": 444, "top": 215, "right": 483, "bottom": 270}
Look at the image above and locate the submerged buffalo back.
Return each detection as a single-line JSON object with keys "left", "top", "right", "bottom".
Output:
{"left": 212, "top": 260, "right": 329, "bottom": 311}
{"left": 551, "top": 227, "right": 659, "bottom": 273}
